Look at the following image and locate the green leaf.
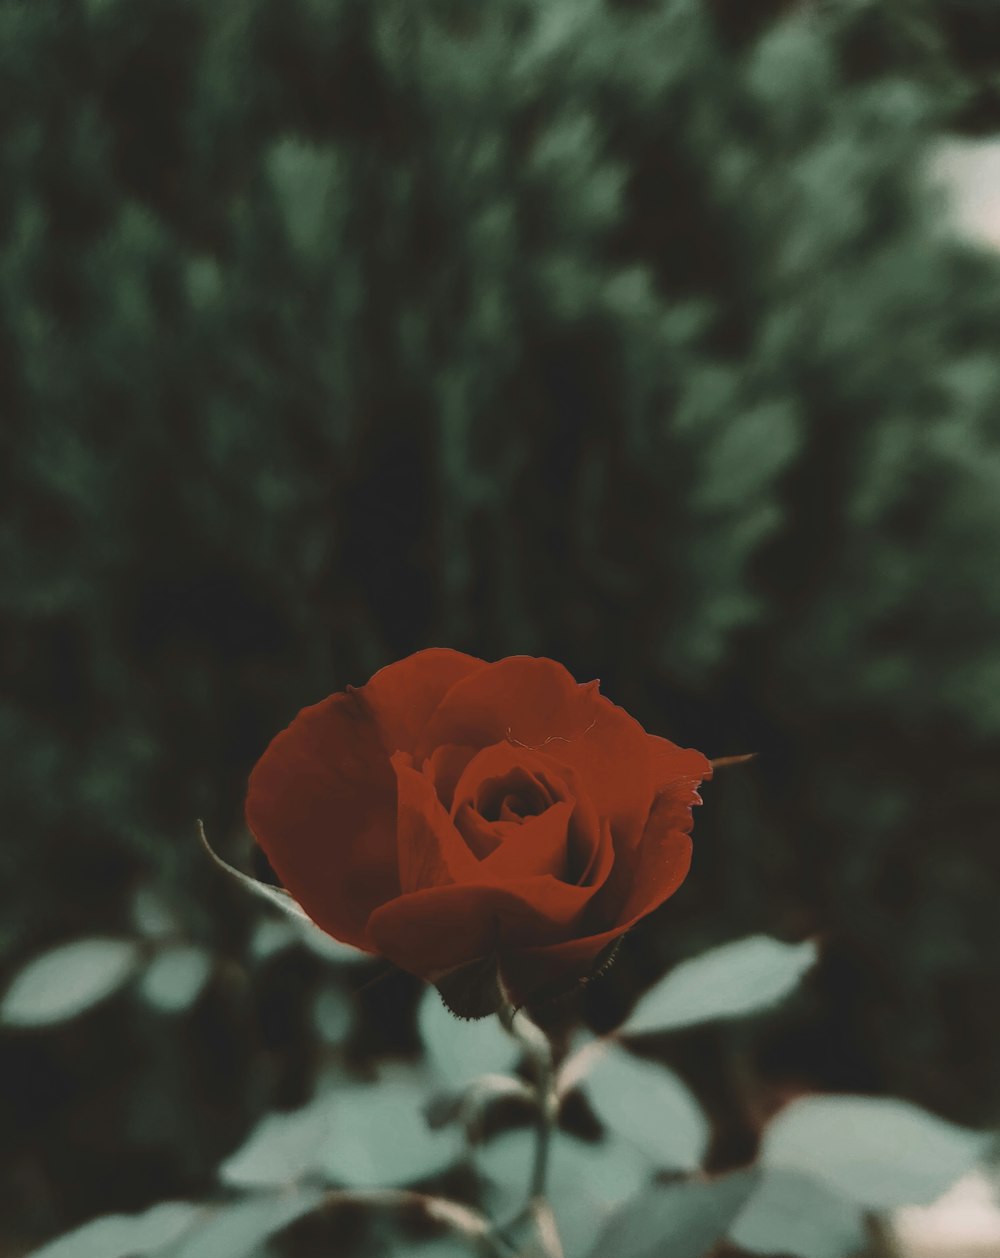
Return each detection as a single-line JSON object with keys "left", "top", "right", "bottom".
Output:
{"left": 761, "top": 1095, "right": 989, "bottom": 1208}
{"left": 312, "top": 985, "right": 355, "bottom": 1045}
{"left": 481, "top": 1131, "right": 651, "bottom": 1258}
{"left": 728, "top": 1169, "right": 865, "bottom": 1258}
{"left": 219, "top": 1095, "right": 334, "bottom": 1188}
{"left": 581, "top": 1044, "right": 708, "bottom": 1170}
{"left": 170, "top": 1191, "right": 323, "bottom": 1258}
{"left": 198, "top": 821, "right": 372, "bottom": 964}
{"left": 319, "top": 1071, "right": 459, "bottom": 1187}
{"left": 418, "top": 987, "right": 519, "bottom": 1086}
{"left": 583, "top": 1172, "right": 757, "bottom": 1258}
{"left": 140, "top": 945, "right": 212, "bottom": 1013}
{"left": 621, "top": 935, "right": 818, "bottom": 1036}
{"left": 26, "top": 1201, "right": 201, "bottom": 1258}
{"left": 1, "top": 938, "right": 141, "bottom": 1027}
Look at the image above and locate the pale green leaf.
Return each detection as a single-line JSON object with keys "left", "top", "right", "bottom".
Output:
{"left": 481, "top": 1130, "right": 651, "bottom": 1258}
{"left": 319, "top": 1073, "right": 458, "bottom": 1187}
{"left": 170, "top": 1191, "right": 323, "bottom": 1258}
{"left": 1, "top": 938, "right": 141, "bottom": 1027}
{"left": 26, "top": 1201, "right": 201, "bottom": 1258}
{"left": 622, "top": 935, "right": 817, "bottom": 1036}
{"left": 761, "top": 1095, "right": 989, "bottom": 1208}
{"left": 141, "top": 946, "right": 212, "bottom": 1013}
{"left": 584, "top": 1172, "right": 757, "bottom": 1258}
{"left": 729, "top": 1169, "right": 865, "bottom": 1258}
{"left": 219, "top": 1096, "right": 333, "bottom": 1189}
{"left": 418, "top": 987, "right": 519, "bottom": 1085}
{"left": 581, "top": 1044, "right": 708, "bottom": 1170}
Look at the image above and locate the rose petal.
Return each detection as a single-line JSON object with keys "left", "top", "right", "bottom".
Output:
{"left": 245, "top": 690, "right": 399, "bottom": 947}
{"left": 500, "top": 801, "right": 696, "bottom": 1001}
{"left": 449, "top": 741, "right": 613, "bottom": 888}
{"left": 366, "top": 877, "right": 595, "bottom": 979}
{"left": 575, "top": 811, "right": 616, "bottom": 891}
{"left": 479, "top": 800, "right": 574, "bottom": 880}
{"left": 648, "top": 737, "right": 714, "bottom": 805}
{"left": 392, "top": 753, "right": 479, "bottom": 894}
{"left": 453, "top": 801, "right": 505, "bottom": 859}
{"left": 417, "top": 657, "right": 657, "bottom": 842}
{"left": 358, "top": 648, "right": 487, "bottom": 757}
{"left": 424, "top": 743, "right": 478, "bottom": 812}
{"left": 450, "top": 742, "right": 565, "bottom": 820}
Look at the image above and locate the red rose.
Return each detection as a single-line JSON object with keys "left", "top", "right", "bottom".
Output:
{"left": 246, "top": 650, "right": 711, "bottom": 1011}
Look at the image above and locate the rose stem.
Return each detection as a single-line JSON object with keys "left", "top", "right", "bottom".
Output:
{"left": 496, "top": 1000, "right": 560, "bottom": 1241}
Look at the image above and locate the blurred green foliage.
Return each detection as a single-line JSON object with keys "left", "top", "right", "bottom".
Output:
{"left": 3, "top": 0, "right": 1000, "bottom": 1249}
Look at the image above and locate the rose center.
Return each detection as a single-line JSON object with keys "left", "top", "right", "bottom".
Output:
{"left": 476, "top": 771, "right": 552, "bottom": 823}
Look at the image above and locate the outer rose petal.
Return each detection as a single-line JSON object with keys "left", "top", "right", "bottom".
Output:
{"left": 648, "top": 737, "right": 714, "bottom": 809}
{"left": 358, "top": 648, "right": 487, "bottom": 757}
{"left": 416, "top": 656, "right": 657, "bottom": 841}
{"left": 246, "top": 690, "right": 399, "bottom": 948}
{"left": 500, "top": 804, "right": 695, "bottom": 1001}
{"left": 366, "top": 876, "right": 595, "bottom": 979}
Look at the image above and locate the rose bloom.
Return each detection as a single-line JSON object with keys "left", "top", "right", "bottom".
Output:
{"left": 246, "top": 650, "right": 711, "bottom": 1011}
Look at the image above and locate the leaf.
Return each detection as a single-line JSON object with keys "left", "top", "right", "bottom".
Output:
{"left": 584, "top": 1172, "right": 757, "bottom": 1258}
{"left": 581, "top": 1044, "right": 708, "bottom": 1170}
{"left": 219, "top": 1096, "right": 334, "bottom": 1188}
{"left": 197, "top": 821, "right": 371, "bottom": 964}
{"left": 425, "top": 1073, "right": 534, "bottom": 1142}
{"left": 418, "top": 987, "right": 520, "bottom": 1086}
{"left": 761, "top": 1095, "right": 989, "bottom": 1208}
{"left": 319, "top": 1072, "right": 459, "bottom": 1187}
{"left": 1, "top": 938, "right": 141, "bottom": 1027}
{"left": 26, "top": 1201, "right": 201, "bottom": 1258}
{"left": 312, "top": 985, "right": 355, "bottom": 1045}
{"left": 170, "top": 1191, "right": 323, "bottom": 1258}
{"left": 481, "top": 1130, "right": 651, "bottom": 1258}
{"left": 621, "top": 935, "right": 818, "bottom": 1036}
{"left": 728, "top": 1169, "right": 865, "bottom": 1258}
{"left": 140, "top": 945, "right": 212, "bottom": 1013}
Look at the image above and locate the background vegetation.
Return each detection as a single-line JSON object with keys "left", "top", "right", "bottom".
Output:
{"left": 3, "top": 0, "right": 1000, "bottom": 1252}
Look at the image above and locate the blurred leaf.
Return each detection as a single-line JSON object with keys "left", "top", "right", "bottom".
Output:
{"left": 418, "top": 987, "right": 520, "bottom": 1085}
{"left": 140, "top": 945, "right": 212, "bottom": 1013}
{"left": 584, "top": 1172, "right": 757, "bottom": 1258}
{"left": 219, "top": 1094, "right": 333, "bottom": 1189}
{"left": 1, "top": 938, "right": 141, "bottom": 1027}
{"left": 312, "top": 985, "right": 355, "bottom": 1045}
{"left": 26, "top": 1201, "right": 201, "bottom": 1258}
{"left": 388, "top": 1239, "right": 485, "bottom": 1258}
{"left": 319, "top": 1072, "right": 459, "bottom": 1187}
{"left": 728, "top": 1169, "right": 865, "bottom": 1258}
{"left": 761, "top": 1095, "right": 989, "bottom": 1208}
{"left": 481, "top": 1130, "right": 651, "bottom": 1258}
{"left": 621, "top": 936, "right": 818, "bottom": 1036}
{"left": 170, "top": 1190, "right": 323, "bottom": 1258}
{"left": 266, "top": 138, "right": 344, "bottom": 258}
{"left": 130, "top": 887, "right": 180, "bottom": 939}
{"left": 198, "top": 822, "right": 372, "bottom": 964}
{"left": 425, "top": 1073, "right": 534, "bottom": 1140}
{"left": 580, "top": 1044, "right": 708, "bottom": 1170}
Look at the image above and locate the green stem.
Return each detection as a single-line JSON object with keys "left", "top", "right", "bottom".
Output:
{"left": 495, "top": 1001, "right": 561, "bottom": 1253}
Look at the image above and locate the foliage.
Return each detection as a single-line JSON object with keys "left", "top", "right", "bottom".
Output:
{"left": 20, "top": 933, "right": 990, "bottom": 1258}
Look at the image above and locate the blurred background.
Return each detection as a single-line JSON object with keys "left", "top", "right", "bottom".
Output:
{"left": 3, "top": 0, "right": 1000, "bottom": 1253}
